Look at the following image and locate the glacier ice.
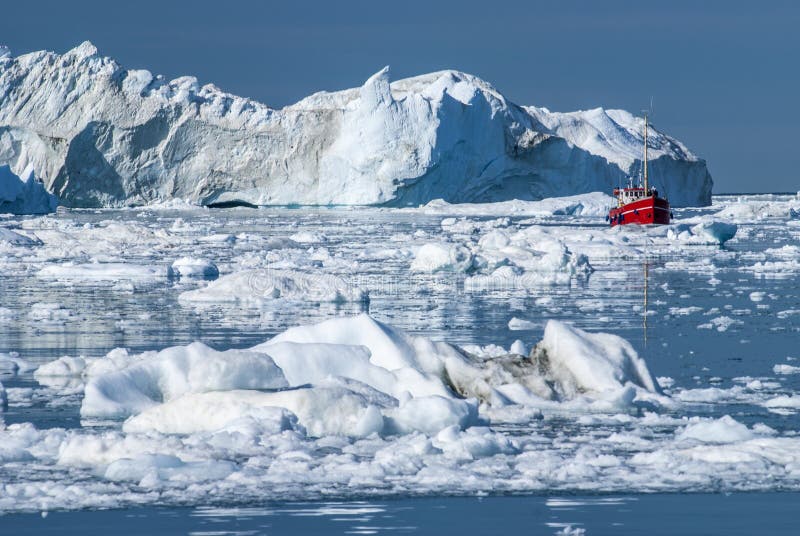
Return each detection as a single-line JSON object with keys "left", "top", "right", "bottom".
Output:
{"left": 0, "top": 42, "right": 712, "bottom": 209}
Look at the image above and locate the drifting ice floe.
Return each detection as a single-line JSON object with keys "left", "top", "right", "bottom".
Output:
{"left": 0, "top": 43, "right": 712, "bottom": 208}
{"left": 168, "top": 257, "right": 219, "bottom": 279}
{"left": 53, "top": 314, "right": 666, "bottom": 437}
{"left": 38, "top": 262, "right": 167, "bottom": 280}
{"left": 179, "top": 269, "right": 369, "bottom": 304}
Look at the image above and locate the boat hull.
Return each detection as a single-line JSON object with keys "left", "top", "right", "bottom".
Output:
{"left": 608, "top": 196, "right": 670, "bottom": 226}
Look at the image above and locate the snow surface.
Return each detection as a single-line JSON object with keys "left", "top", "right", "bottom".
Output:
{"left": 0, "top": 43, "right": 712, "bottom": 208}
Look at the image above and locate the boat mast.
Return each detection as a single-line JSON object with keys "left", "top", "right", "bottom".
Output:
{"left": 643, "top": 114, "right": 649, "bottom": 193}
{"left": 643, "top": 261, "right": 649, "bottom": 348}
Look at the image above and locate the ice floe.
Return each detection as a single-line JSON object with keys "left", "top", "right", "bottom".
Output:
{"left": 168, "top": 257, "right": 219, "bottom": 279}
{"left": 179, "top": 269, "right": 369, "bottom": 304}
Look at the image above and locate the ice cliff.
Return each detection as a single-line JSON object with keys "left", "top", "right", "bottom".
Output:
{"left": 0, "top": 42, "right": 713, "bottom": 208}
{"left": 0, "top": 163, "right": 57, "bottom": 214}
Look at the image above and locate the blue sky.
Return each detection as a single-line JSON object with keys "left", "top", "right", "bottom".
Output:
{"left": 2, "top": 0, "right": 798, "bottom": 193}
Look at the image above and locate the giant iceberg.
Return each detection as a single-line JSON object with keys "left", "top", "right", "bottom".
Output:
{"left": 0, "top": 42, "right": 712, "bottom": 208}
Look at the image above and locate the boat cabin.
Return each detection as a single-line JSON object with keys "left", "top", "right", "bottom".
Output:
{"left": 613, "top": 187, "right": 658, "bottom": 208}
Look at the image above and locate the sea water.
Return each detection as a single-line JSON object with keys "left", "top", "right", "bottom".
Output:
{"left": 1, "top": 194, "right": 799, "bottom": 534}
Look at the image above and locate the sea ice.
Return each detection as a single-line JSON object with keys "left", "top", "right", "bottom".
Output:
{"left": 62, "top": 313, "right": 666, "bottom": 436}
{"left": 677, "top": 415, "right": 754, "bottom": 444}
{"left": 38, "top": 262, "right": 167, "bottom": 280}
{"left": 411, "top": 242, "right": 474, "bottom": 273}
{"left": 773, "top": 363, "right": 800, "bottom": 375}
{"left": 178, "top": 269, "right": 368, "bottom": 304}
{"left": 80, "top": 342, "right": 288, "bottom": 418}
{"left": 168, "top": 257, "right": 219, "bottom": 279}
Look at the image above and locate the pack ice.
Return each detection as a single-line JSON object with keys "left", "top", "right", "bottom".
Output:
{"left": 0, "top": 42, "right": 712, "bottom": 209}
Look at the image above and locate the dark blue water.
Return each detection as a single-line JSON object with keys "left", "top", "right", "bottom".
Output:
{"left": 3, "top": 493, "right": 798, "bottom": 535}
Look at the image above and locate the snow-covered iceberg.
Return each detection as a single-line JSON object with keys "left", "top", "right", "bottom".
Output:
{"left": 0, "top": 42, "right": 712, "bottom": 208}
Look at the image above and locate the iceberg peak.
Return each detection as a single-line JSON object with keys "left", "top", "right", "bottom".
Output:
{"left": 67, "top": 40, "right": 98, "bottom": 60}
{"left": 360, "top": 65, "right": 393, "bottom": 109}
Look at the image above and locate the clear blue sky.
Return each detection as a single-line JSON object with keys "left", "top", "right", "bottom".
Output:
{"left": 2, "top": 0, "right": 798, "bottom": 193}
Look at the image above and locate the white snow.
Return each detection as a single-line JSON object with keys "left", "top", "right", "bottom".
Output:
{"left": 0, "top": 43, "right": 712, "bottom": 208}
{"left": 123, "top": 382, "right": 388, "bottom": 438}
{"left": 80, "top": 342, "right": 288, "bottom": 418}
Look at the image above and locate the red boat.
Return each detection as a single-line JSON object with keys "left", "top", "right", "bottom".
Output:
{"left": 607, "top": 114, "right": 672, "bottom": 227}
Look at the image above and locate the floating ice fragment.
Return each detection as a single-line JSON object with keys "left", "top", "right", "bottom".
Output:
{"left": 179, "top": 269, "right": 368, "bottom": 304}
{"left": 508, "top": 317, "right": 537, "bottom": 331}
{"left": 773, "top": 363, "right": 800, "bottom": 375}
{"left": 0, "top": 227, "right": 41, "bottom": 246}
{"left": 38, "top": 262, "right": 167, "bottom": 280}
{"left": 411, "top": 242, "right": 474, "bottom": 273}
{"left": 168, "top": 257, "right": 219, "bottom": 279}
{"left": 677, "top": 415, "right": 754, "bottom": 444}
{"left": 531, "top": 320, "right": 662, "bottom": 399}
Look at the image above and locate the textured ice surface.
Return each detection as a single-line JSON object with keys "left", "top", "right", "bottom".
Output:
{"left": 0, "top": 43, "right": 712, "bottom": 208}
{"left": 168, "top": 257, "right": 219, "bottom": 279}
{"left": 179, "top": 269, "right": 369, "bottom": 304}
{"left": 0, "top": 194, "right": 799, "bottom": 514}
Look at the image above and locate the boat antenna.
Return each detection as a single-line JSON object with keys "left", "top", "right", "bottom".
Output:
{"left": 642, "top": 98, "right": 653, "bottom": 194}
{"left": 642, "top": 111, "right": 649, "bottom": 193}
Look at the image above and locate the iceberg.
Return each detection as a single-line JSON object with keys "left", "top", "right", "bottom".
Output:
{"left": 0, "top": 43, "right": 712, "bottom": 208}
